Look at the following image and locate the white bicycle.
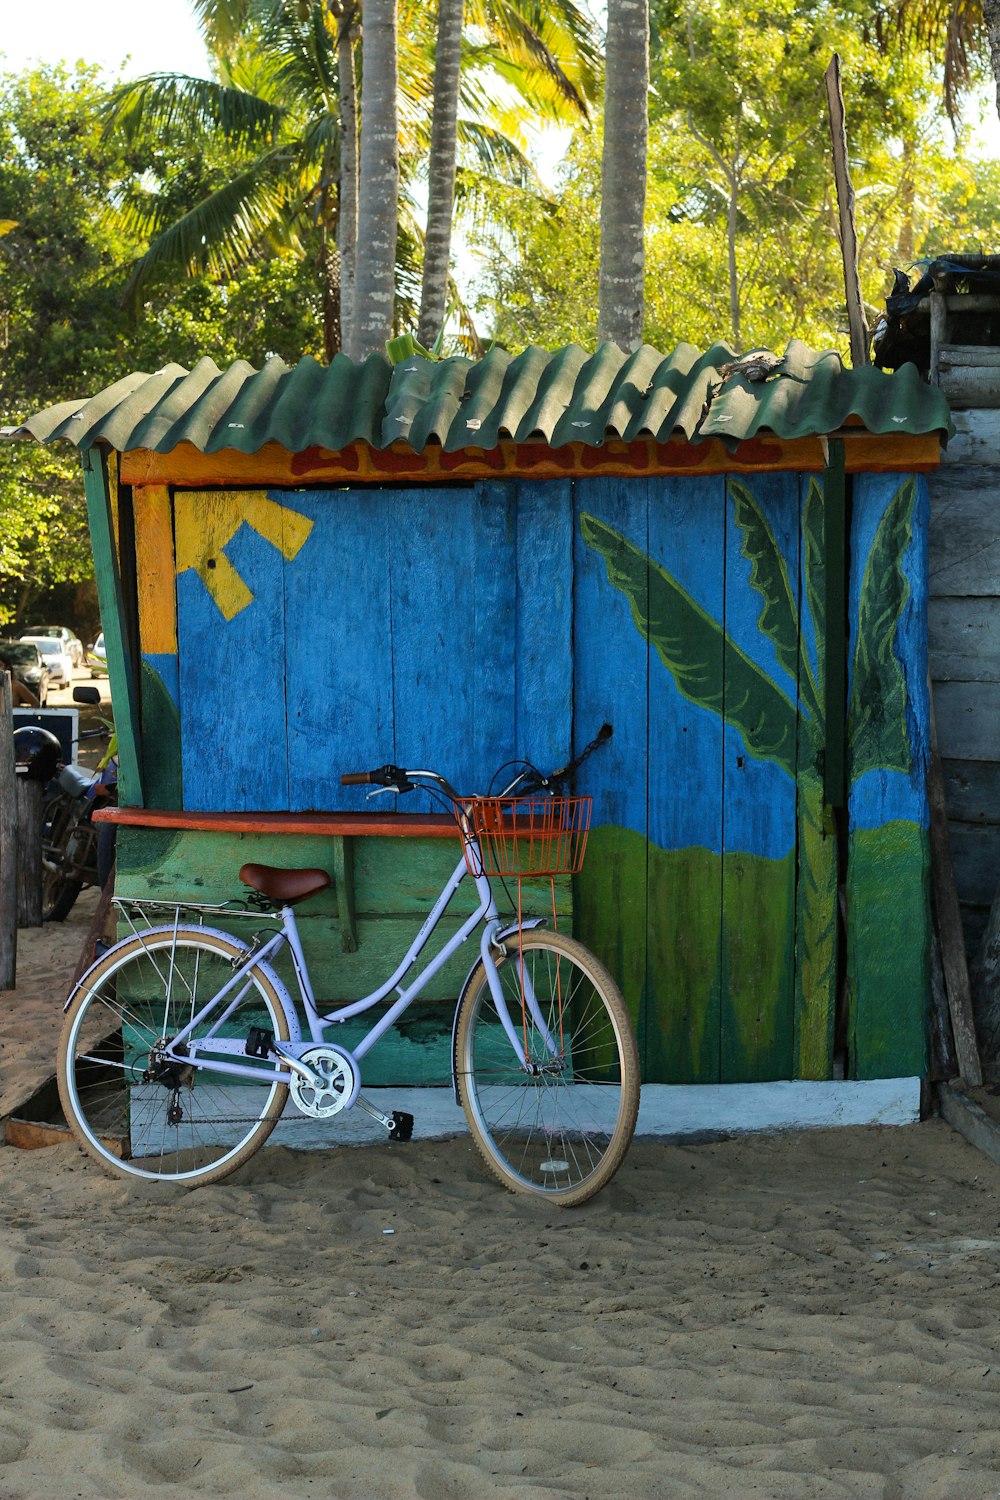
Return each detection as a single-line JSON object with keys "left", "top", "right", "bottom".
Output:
{"left": 58, "top": 734, "right": 640, "bottom": 1205}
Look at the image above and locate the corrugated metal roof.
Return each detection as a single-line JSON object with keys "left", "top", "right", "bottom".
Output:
{"left": 12, "top": 339, "right": 952, "bottom": 455}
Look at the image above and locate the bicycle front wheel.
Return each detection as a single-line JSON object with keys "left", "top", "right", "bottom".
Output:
{"left": 455, "top": 930, "right": 640, "bottom": 1206}
{"left": 57, "top": 929, "right": 291, "bottom": 1186}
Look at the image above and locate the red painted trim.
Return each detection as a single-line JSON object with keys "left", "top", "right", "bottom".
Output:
{"left": 94, "top": 806, "right": 459, "bottom": 838}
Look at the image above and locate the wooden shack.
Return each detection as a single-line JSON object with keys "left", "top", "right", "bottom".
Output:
{"left": 18, "top": 339, "right": 952, "bottom": 1105}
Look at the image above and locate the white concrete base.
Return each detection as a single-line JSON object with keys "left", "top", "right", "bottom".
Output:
{"left": 266, "top": 1078, "right": 922, "bottom": 1151}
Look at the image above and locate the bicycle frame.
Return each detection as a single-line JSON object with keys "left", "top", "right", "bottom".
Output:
{"left": 145, "top": 835, "right": 558, "bottom": 1093}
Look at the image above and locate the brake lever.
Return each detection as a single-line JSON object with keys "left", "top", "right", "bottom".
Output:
{"left": 365, "top": 785, "right": 396, "bottom": 800}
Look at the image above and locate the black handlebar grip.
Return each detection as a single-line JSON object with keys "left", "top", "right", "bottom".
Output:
{"left": 340, "top": 771, "right": 373, "bottom": 785}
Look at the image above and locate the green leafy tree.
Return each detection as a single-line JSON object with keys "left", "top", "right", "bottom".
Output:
{"left": 0, "top": 63, "right": 324, "bottom": 625}
{"left": 472, "top": 0, "right": 1000, "bottom": 355}
{"left": 105, "top": 0, "right": 601, "bottom": 358}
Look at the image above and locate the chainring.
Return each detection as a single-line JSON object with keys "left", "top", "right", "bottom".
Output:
{"left": 288, "top": 1045, "right": 360, "bottom": 1119}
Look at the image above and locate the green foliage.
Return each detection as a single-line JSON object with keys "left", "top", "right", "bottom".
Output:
{"left": 0, "top": 61, "right": 324, "bottom": 625}
{"left": 473, "top": 0, "right": 1000, "bottom": 354}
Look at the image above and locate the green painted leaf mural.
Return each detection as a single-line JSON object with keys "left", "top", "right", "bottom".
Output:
{"left": 802, "top": 477, "right": 826, "bottom": 718}
{"left": 849, "top": 475, "right": 916, "bottom": 780}
{"left": 580, "top": 510, "right": 799, "bottom": 776}
{"left": 727, "top": 478, "right": 821, "bottom": 728}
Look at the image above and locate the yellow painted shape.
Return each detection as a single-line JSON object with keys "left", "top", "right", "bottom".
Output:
{"left": 174, "top": 490, "right": 314, "bottom": 622}
{"left": 133, "top": 485, "right": 178, "bottom": 654}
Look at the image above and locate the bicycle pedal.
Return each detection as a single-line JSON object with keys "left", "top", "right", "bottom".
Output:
{"left": 244, "top": 1025, "right": 273, "bottom": 1059}
{"left": 389, "top": 1111, "right": 414, "bottom": 1142}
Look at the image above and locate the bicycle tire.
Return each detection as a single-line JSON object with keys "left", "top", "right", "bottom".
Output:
{"left": 58, "top": 928, "right": 291, "bottom": 1186}
{"left": 454, "top": 930, "right": 640, "bottom": 1206}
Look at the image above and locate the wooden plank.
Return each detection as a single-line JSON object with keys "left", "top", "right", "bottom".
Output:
{"left": 928, "top": 468, "right": 1000, "bottom": 596}
{"left": 96, "top": 806, "right": 458, "bottom": 836}
{"left": 81, "top": 447, "right": 144, "bottom": 807}
{"left": 133, "top": 486, "right": 177, "bottom": 654}
{"left": 939, "top": 409, "right": 1000, "bottom": 466}
{"left": 573, "top": 475, "right": 650, "bottom": 1073}
{"left": 4, "top": 1119, "right": 74, "bottom": 1150}
{"left": 941, "top": 758, "right": 1000, "bottom": 825}
{"left": 514, "top": 480, "right": 573, "bottom": 771}
{"left": 175, "top": 490, "right": 295, "bottom": 811}
{"left": 846, "top": 473, "right": 931, "bottom": 1080}
{"left": 933, "top": 680, "right": 1000, "bottom": 762}
{"left": 796, "top": 470, "right": 838, "bottom": 1078}
{"left": 646, "top": 475, "right": 724, "bottom": 1083}
{"left": 929, "top": 693, "right": 982, "bottom": 1085}
{"left": 939, "top": 365, "right": 1000, "bottom": 409}
{"left": 939, "top": 341, "right": 1000, "bottom": 363}
{"left": 133, "top": 484, "right": 182, "bottom": 808}
{"left": 15, "top": 779, "right": 42, "bottom": 927}
{"left": 387, "top": 486, "right": 515, "bottom": 798}
{"left": 281, "top": 489, "right": 395, "bottom": 812}
{"left": 822, "top": 443, "right": 847, "bottom": 808}
{"left": 929, "top": 596, "right": 1000, "bottom": 681}
{"left": 471, "top": 482, "right": 517, "bottom": 789}
{"left": 948, "top": 821, "right": 1000, "bottom": 909}
{"left": 721, "top": 472, "right": 798, "bottom": 1081}
{"left": 0, "top": 672, "right": 16, "bottom": 987}
{"left": 119, "top": 432, "right": 942, "bottom": 490}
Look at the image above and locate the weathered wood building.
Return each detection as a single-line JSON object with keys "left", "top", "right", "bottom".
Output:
{"left": 17, "top": 340, "right": 951, "bottom": 1095}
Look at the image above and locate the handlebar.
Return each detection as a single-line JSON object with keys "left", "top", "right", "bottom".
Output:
{"left": 339, "top": 723, "right": 612, "bottom": 804}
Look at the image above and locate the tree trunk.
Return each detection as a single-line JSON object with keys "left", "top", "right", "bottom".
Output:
{"left": 985, "top": 0, "right": 1000, "bottom": 126}
{"left": 597, "top": 0, "right": 649, "bottom": 352}
{"left": 333, "top": 1, "right": 360, "bottom": 360}
{"left": 322, "top": 233, "right": 342, "bottom": 361}
{"left": 0, "top": 673, "right": 16, "bottom": 987}
{"left": 727, "top": 180, "right": 741, "bottom": 350}
{"left": 354, "top": 0, "right": 400, "bottom": 359}
{"left": 418, "top": 0, "right": 464, "bottom": 351}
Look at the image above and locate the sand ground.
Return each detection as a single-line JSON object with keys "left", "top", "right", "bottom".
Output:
{"left": 2, "top": 901, "right": 1000, "bottom": 1498}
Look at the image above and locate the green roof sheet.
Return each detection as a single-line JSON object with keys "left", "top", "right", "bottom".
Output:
{"left": 12, "top": 339, "right": 952, "bottom": 456}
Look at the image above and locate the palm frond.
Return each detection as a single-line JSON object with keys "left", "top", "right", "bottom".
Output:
{"left": 118, "top": 147, "right": 301, "bottom": 306}
{"left": 102, "top": 73, "right": 286, "bottom": 149}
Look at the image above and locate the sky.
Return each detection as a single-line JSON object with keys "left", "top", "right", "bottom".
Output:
{"left": 0, "top": 0, "right": 210, "bottom": 81}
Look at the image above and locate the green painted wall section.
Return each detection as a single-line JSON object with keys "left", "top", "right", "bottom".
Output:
{"left": 847, "top": 821, "right": 929, "bottom": 1079}
{"left": 576, "top": 824, "right": 795, "bottom": 1084}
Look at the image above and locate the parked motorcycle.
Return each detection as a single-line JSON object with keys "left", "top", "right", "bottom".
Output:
{"left": 40, "top": 685, "right": 117, "bottom": 922}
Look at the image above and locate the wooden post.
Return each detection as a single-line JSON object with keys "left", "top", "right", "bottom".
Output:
{"left": 15, "top": 776, "right": 43, "bottom": 928}
{"left": 824, "top": 55, "right": 869, "bottom": 368}
{"left": 927, "top": 686, "right": 982, "bottom": 1087}
{"left": 0, "top": 672, "right": 16, "bottom": 986}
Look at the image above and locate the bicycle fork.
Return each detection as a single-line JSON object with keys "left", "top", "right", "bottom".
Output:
{"left": 479, "top": 920, "right": 561, "bottom": 1069}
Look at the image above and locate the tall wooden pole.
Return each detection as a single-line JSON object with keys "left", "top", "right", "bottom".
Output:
{"left": 0, "top": 672, "right": 16, "bottom": 986}
{"left": 824, "top": 55, "right": 869, "bottom": 368}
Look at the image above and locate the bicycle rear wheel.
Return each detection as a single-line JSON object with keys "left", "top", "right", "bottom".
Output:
{"left": 58, "top": 929, "right": 291, "bottom": 1186}
{"left": 454, "top": 930, "right": 640, "bottom": 1206}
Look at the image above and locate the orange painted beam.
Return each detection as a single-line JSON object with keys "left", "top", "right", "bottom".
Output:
{"left": 120, "top": 431, "right": 942, "bottom": 488}
{"left": 95, "top": 806, "right": 460, "bottom": 838}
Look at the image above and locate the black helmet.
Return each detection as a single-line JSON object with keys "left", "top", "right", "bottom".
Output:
{"left": 12, "top": 726, "right": 61, "bottom": 782}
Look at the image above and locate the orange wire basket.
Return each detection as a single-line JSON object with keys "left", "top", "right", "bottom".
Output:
{"left": 461, "top": 795, "right": 593, "bottom": 879}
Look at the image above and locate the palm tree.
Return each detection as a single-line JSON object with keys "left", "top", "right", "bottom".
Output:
{"left": 880, "top": 0, "right": 999, "bottom": 125}
{"left": 354, "top": 0, "right": 400, "bottom": 358}
{"left": 104, "top": 0, "right": 601, "bottom": 360}
{"left": 417, "top": 0, "right": 601, "bottom": 350}
{"left": 418, "top": 0, "right": 464, "bottom": 350}
{"left": 597, "top": 0, "right": 649, "bottom": 351}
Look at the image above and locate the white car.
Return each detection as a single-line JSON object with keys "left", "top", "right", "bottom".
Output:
{"left": 20, "top": 635, "right": 74, "bottom": 687}
{"left": 87, "top": 632, "right": 108, "bottom": 677}
{"left": 25, "top": 624, "right": 85, "bottom": 667}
